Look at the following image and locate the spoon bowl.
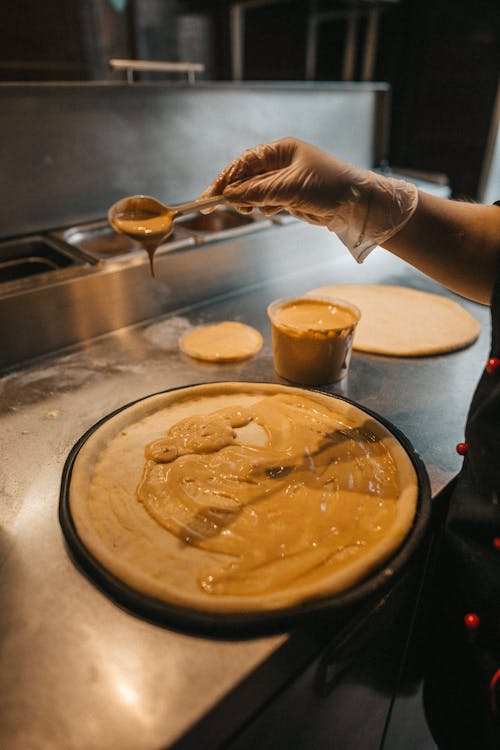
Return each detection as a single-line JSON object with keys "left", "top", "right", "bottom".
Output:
{"left": 108, "top": 194, "right": 225, "bottom": 239}
{"left": 107, "top": 193, "right": 225, "bottom": 275}
{"left": 108, "top": 195, "right": 174, "bottom": 242}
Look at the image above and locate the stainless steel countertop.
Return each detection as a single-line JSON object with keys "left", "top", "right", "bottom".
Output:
{"left": 0, "top": 226, "right": 491, "bottom": 750}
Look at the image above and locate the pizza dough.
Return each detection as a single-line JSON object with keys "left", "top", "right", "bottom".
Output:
{"left": 180, "top": 321, "right": 263, "bottom": 362}
{"left": 307, "top": 285, "right": 480, "bottom": 356}
{"left": 68, "top": 383, "right": 418, "bottom": 614}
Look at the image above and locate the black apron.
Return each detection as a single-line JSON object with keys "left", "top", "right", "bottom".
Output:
{"left": 424, "top": 222, "right": 500, "bottom": 748}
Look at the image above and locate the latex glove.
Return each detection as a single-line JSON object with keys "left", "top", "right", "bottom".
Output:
{"left": 202, "top": 137, "right": 418, "bottom": 262}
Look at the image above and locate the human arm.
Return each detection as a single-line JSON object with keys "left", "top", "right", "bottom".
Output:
{"left": 202, "top": 137, "right": 500, "bottom": 304}
{"left": 383, "top": 190, "right": 500, "bottom": 304}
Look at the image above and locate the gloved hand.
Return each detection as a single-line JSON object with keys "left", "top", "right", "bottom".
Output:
{"left": 201, "top": 137, "right": 418, "bottom": 262}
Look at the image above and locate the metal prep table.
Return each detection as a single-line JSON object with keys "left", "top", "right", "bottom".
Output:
{"left": 0, "top": 221, "right": 490, "bottom": 750}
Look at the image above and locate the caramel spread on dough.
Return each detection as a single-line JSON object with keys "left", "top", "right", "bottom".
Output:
{"left": 180, "top": 321, "right": 263, "bottom": 362}
{"left": 137, "top": 393, "right": 400, "bottom": 597}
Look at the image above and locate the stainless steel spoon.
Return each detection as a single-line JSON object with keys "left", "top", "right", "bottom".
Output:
{"left": 107, "top": 193, "right": 224, "bottom": 274}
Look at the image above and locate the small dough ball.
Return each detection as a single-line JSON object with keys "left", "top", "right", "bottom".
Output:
{"left": 179, "top": 321, "right": 263, "bottom": 362}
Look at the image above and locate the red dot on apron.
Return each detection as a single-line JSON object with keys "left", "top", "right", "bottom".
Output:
{"left": 464, "top": 612, "right": 480, "bottom": 630}
{"left": 485, "top": 357, "right": 500, "bottom": 374}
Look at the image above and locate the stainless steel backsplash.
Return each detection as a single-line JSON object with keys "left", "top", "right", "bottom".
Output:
{"left": 0, "top": 81, "right": 389, "bottom": 239}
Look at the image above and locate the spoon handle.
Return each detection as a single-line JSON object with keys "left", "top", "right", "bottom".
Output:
{"left": 172, "top": 195, "right": 225, "bottom": 216}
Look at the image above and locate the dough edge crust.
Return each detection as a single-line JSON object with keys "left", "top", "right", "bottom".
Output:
{"left": 68, "top": 382, "right": 419, "bottom": 614}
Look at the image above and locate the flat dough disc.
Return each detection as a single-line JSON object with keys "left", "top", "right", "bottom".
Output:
{"left": 67, "top": 382, "right": 419, "bottom": 615}
{"left": 308, "top": 285, "right": 480, "bottom": 356}
{"left": 180, "top": 321, "right": 263, "bottom": 362}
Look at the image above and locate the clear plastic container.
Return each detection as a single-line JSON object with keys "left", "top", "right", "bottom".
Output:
{"left": 267, "top": 295, "right": 361, "bottom": 385}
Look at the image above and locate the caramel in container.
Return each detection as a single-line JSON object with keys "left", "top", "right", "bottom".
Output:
{"left": 267, "top": 295, "right": 361, "bottom": 385}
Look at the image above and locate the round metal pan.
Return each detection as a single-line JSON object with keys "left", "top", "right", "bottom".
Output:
{"left": 59, "top": 384, "right": 432, "bottom": 638}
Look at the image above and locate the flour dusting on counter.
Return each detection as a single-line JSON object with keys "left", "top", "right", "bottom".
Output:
{"left": 142, "top": 316, "right": 192, "bottom": 350}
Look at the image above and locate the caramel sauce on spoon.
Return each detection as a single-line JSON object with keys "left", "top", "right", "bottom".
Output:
{"left": 108, "top": 194, "right": 224, "bottom": 276}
